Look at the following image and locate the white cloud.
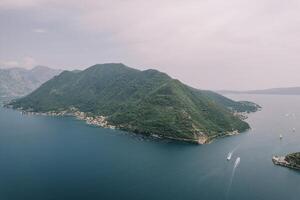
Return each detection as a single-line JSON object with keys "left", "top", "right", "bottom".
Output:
{"left": 33, "top": 28, "right": 47, "bottom": 33}
{"left": 0, "top": 0, "right": 45, "bottom": 9}
{"left": 0, "top": 57, "right": 38, "bottom": 69}
{"left": 0, "top": 60, "right": 19, "bottom": 68}
{"left": 2, "top": 0, "right": 300, "bottom": 89}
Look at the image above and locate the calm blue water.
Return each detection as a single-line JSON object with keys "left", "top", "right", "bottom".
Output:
{"left": 0, "top": 94, "right": 299, "bottom": 200}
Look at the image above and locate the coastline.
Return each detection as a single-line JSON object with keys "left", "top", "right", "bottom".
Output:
{"left": 9, "top": 107, "right": 116, "bottom": 129}
{"left": 204, "top": 129, "right": 244, "bottom": 144}
{"left": 4, "top": 105, "right": 250, "bottom": 144}
{"left": 272, "top": 156, "right": 300, "bottom": 171}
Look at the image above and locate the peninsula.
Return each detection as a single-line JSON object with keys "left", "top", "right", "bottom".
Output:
{"left": 272, "top": 152, "right": 300, "bottom": 170}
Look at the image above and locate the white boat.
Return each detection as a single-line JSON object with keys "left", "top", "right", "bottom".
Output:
{"left": 292, "top": 128, "right": 296, "bottom": 132}
{"left": 280, "top": 134, "right": 283, "bottom": 139}
{"left": 227, "top": 152, "right": 232, "bottom": 161}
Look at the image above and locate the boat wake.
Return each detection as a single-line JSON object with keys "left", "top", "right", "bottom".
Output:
{"left": 233, "top": 157, "right": 241, "bottom": 169}
{"left": 227, "top": 145, "right": 240, "bottom": 161}
{"left": 226, "top": 157, "right": 241, "bottom": 199}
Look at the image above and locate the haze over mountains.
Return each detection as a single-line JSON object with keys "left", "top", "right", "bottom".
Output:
{"left": 9, "top": 63, "right": 259, "bottom": 143}
{"left": 0, "top": 66, "right": 61, "bottom": 99}
{"left": 219, "top": 87, "right": 300, "bottom": 95}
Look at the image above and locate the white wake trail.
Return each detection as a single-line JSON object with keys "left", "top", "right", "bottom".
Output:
{"left": 227, "top": 145, "right": 240, "bottom": 160}
{"left": 226, "top": 157, "right": 241, "bottom": 199}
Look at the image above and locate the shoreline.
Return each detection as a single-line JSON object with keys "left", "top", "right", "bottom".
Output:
{"left": 204, "top": 129, "right": 244, "bottom": 144}
{"left": 272, "top": 156, "right": 300, "bottom": 171}
{"left": 5, "top": 106, "right": 249, "bottom": 144}
{"left": 17, "top": 109, "right": 116, "bottom": 129}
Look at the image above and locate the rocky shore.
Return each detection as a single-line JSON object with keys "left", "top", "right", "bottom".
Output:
{"left": 233, "top": 112, "right": 249, "bottom": 120}
{"left": 272, "top": 156, "right": 300, "bottom": 171}
{"left": 159, "top": 129, "right": 242, "bottom": 145}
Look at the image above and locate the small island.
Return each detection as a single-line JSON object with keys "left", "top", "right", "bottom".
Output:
{"left": 6, "top": 63, "right": 260, "bottom": 144}
{"left": 272, "top": 152, "right": 300, "bottom": 170}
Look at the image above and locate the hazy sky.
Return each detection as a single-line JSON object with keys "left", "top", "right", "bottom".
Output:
{"left": 1, "top": 0, "right": 300, "bottom": 90}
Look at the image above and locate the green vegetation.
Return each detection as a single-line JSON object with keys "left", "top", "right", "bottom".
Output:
{"left": 198, "top": 90, "right": 261, "bottom": 113}
{"left": 285, "top": 152, "right": 300, "bottom": 167}
{"left": 9, "top": 63, "right": 259, "bottom": 143}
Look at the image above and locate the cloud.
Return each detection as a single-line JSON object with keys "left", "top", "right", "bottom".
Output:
{"left": 0, "top": 0, "right": 45, "bottom": 9}
{"left": 0, "top": 60, "right": 19, "bottom": 68}
{"left": 33, "top": 28, "right": 46, "bottom": 33}
{"left": 0, "top": 57, "right": 38, "bottom": 69}
{"left": 1, "top": 0, "right": 300, "bottom": 89}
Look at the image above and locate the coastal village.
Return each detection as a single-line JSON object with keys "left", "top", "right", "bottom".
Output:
{"left": 73, "top": 111, "right": 115, "bottom": 129}
{"left": 19, "top": 107, "right": 116, "bottom": 130}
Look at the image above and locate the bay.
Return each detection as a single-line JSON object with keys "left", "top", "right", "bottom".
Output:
{"left": 0, "top": 94, "right": 299, "bottom": 200}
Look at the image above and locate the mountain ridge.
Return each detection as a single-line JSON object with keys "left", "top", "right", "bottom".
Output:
{"left": 0, "top": 66, "right": 62, "bottom": 99}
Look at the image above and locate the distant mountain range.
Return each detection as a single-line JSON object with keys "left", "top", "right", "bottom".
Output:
{"left": 8, "top": 63, "right": 260, "bottom": 143}
{"left": 0, "top": 66, "right": 61, "bottom": 99}
{"left": 219, "top": 87, "right": 300, "bottom": 95}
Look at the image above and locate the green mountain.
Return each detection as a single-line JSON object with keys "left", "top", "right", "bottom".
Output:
{"left": 0, "top": 66, "right": 61, "bottom": 99}
{"left": 8, "top": 63, "right": 259, "bottom": 143}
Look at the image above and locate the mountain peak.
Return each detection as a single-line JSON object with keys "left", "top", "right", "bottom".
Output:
{"left": 89, "top": 63, "right": 128, "bottom": 69}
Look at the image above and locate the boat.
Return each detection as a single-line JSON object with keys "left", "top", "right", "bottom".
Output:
{"left": 280, "top": 134, "right": 283, "bottom": 139}
{"left": 227, "top": 152, "right": 232, "bottom": 161}
{"left": 292, "top": 128, "right": 296, "bottom": 132}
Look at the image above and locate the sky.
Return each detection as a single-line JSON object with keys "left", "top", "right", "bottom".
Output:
{"left": 1, "top": 0, "right": 300, "bottom": 90}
